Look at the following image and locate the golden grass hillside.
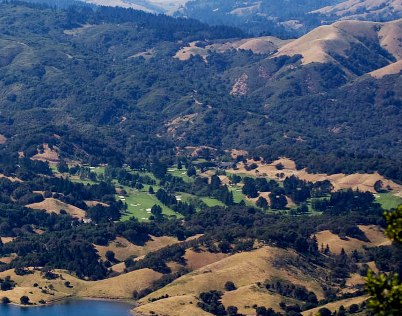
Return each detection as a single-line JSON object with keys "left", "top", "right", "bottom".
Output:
{"left": 184, "top": 249, "right": 229, "bottom": 270}
{"left": 369, "top": 60, "right": 402, "bottom": 78}
{"left": 302, "top": 295, "right": 369, "bottom": 316}
{"left": 134, "top": 246, "right": 332, "bottom": 316}
{"left": 95, "top": 235, "right": 179, "bottom": 262}
{"left": 221, "top": 284, "right": 301, "bottom": 315}
{"left": 26, "top": 198, "right": 86, "bottom": 219}
{"left": 0, "top": 267, "right": 161, "bottom": 305}
{"left": 229, "top": 157, "right": 402, "bottom": 194}
{"left": 31, "top": 144, "right": 60, "bottom": 163}
{"left": 0, "top": 173, "right": 22, "bottom": 182}
{"left": 174, "top": 36, "right": 292, "bottom": 61}
{"left": 135, "top": 294, "right": 212, "bottom": 316}
{"left": 315, "top": 225, "right": 391, "bottom": 254}
{"left": 312, "top": 0, "right": 402, "bottom": 21}
{"left": 275, "top": 19, "right": 402, "bottom": 67}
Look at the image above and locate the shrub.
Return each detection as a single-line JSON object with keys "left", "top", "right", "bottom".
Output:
{"left": 20, "top": 296, "right": 30, "bottom": 305}
{"left": 224, "top": 281, "right": 236, "bottom": 291}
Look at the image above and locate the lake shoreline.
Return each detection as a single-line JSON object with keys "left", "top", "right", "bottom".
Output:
{"left": 6, "top": 296, "right": 136, "bottom": 308}
{"left": 0, "top": 299, "right": 135, "bottom": 315}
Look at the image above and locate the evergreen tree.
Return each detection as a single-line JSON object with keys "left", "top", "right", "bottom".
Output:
{"left": 256, "top": 196, "right": 269, "bottom": 210}
{"left": 187, "top": 166, "right": 196, "bottom": 177}
{"left": 151, "top": 204, "right": 163, "bottom": 217}
{"left": 269, "top": 192, "right": 287, "bottom": 209}
{"left": 242, "top": 178, "right": 258, "bottom": 198}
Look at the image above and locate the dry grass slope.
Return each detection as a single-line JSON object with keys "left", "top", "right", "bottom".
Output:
{"left": 222, "top": 284, "right": 300, "bottom": 315}
{"left": 184, "top": 249, "right": 229, "bottom": 270}
{"left": 228, "top": 158, "right": 402, "bottom": 194}
{"left": 135, "top": 294, "right": 212, "bottom": 316}
{"left": 0, "top": 267, "right": 161, "bottom": 305}
{"left": 0, "top": 134, "right": 6, "bottom": 144}
{"left": 135, "top": 246, "right": 330, "bottom": 316}
{"left": 302, "top": 295, "right": 369, "bottom": 315}
{"left": 312, "top": 0, "right": 402, "bottom": 21}
{"left": 26, "top": 198, "right": 86, "bottom": 219}
{"left": 95, "top": 236, "right": 179, "bottom": 262}
{"left": 174, "top": 36, "right": 292, "bottom": 61}
{"left": 0, "top": 173, "right": 22, "bottom": 182}
{"left": 369, "top": 60, "right": 402, "bottom": 78}
{"left": 31, "top": 144, "right": 60, "bottom": 163}
{"left": 315, "top": 225, "right": 391, "bottom": 254}
{"left": 275, "top": 19, "right": 402, "bottom": 69}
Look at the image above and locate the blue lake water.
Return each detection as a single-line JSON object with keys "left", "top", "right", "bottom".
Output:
{"left": 0, "top": 300, "right": 133, "bottom": 316}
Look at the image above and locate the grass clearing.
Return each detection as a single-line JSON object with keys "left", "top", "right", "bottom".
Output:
{"left": 177, "top": 192, "right": 226, "bottom": 209}
{"left": 375, "top": 192, "right": 402, "bottom": 210}
{"left": 167, "top": 166, "right": 193, "bottom": 183}
{"left": 200, "top": 197, "right": 225, "bottom": 207}
{"left": 69, "top": 178, "right": 97, "bottom": 185}
{"left": 228, "top": 185, "right": 253, "bottom": 206}
{"left": 90, "top": 166, "right": 106, "bottom": 176}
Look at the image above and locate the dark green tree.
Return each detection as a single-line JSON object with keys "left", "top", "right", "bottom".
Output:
{"left": 242, "top": 178, "right": 258, "bottom": 198}
{"left": 151, "top": 204, "right": 163, "bottom": 217}
{"left": 20, "top": 296, "right": 30, "bottom": 305}
{"left": 256, "top": 196, "right": 269, "bottom": 210}
{"left": 366, "top": 205, "right": 402, "bottom": 315}
{"left": 224, "top": 281, "right": 236, "bottom": 291}
{"left": 187, "top": 166, "right": 197, "bottom": 177}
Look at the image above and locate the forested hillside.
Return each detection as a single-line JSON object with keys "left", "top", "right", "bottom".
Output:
{"left": 178, "top": 0, "right": 402, "bottom": 37}
{"left": 177, "top": 0, "right": 341, "bottom": 37}
{"left": 0, "top": 2, "right": 401, "bottom": 181}
{"left": 0, "top": 2, "right": 401, "bottom": 315}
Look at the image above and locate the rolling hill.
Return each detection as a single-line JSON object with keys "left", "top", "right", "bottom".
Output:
{"left": 275, "top": 19, "right": 402, "bottom": 68}
{"left": 0, "top": 2, "right": 401, "bottom": 181}
{"left": 81, "top": 0, "right": 188, "bottom": 13}
{"left": 177, "top": 0, "right": 402, "bottom": 38}
{"left": 176, "top": 0, "right": 341, "bottom": 37}
{"left": 313, "top": 0, "right": 402, "bottom": 22}
{"left": 0, "top": 2, "right": 401, "bottom": 316}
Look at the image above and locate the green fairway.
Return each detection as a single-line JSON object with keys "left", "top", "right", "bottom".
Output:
{"left": 119, "top": 186, "right": 180, "bottom": 221}
{"left": 176, "top": 192, "right": 225, "bottom": 209}
{"left": 50, "top": 164, "right": 59, "bottom": 174}
{"left": 90, "top": 166, "right": 106, "bottom": 176}
{"left": 125, "top": 168, "right": 159, "bottom": 182}
{"left": 200, "top": 197, "right": 225, "bottom": 207}
{"left": 376, "top": 192, "right": 402, "bottom": 210}
{"left": 167, "top": 166, "right": 193, "bottom": 182}
{"left": 228, "top": 185, "right": 252, "bottom": 205}
{"left": 69, "top": 177, "right": 97, "bottom": 185}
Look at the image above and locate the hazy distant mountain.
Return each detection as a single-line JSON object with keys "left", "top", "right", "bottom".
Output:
{"left": 176, "top": 0, "right": 343, "bottom": 37}
{"left": 79, "top": 0, "right": 187, "bottom": 13}
{"left": 276, "top": 19, "right": 402, "bottom": 69}
{"left": 177, "top": 0, "right": 402, "bottom": 37}
{"left": 313, "top": 0, "right": 402, "bottom": 22}
{"left": 28, "top": 0, "right": 402, "bottom": 38}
